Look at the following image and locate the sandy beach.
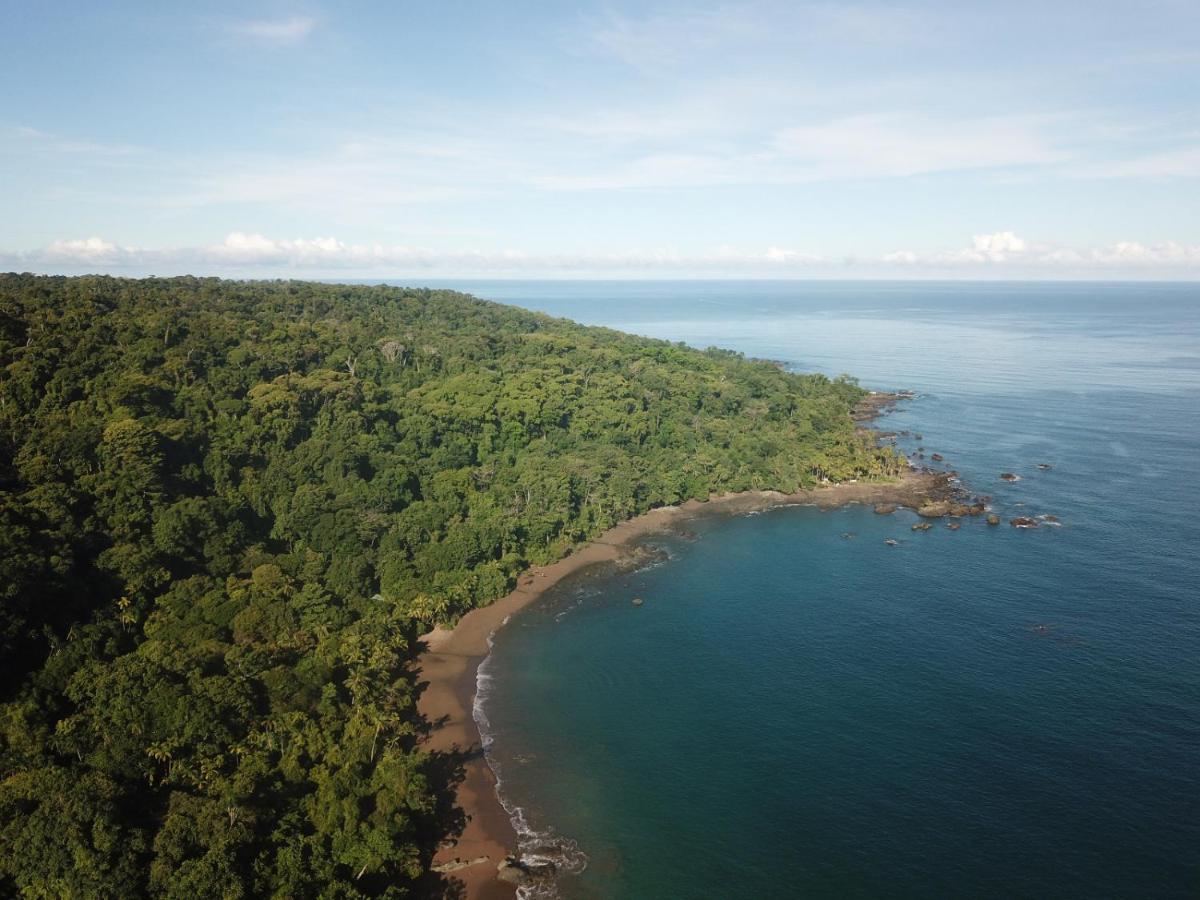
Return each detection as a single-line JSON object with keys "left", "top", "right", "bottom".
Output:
{"left": 418, "top": 466, "right": 957, "bottom": 897}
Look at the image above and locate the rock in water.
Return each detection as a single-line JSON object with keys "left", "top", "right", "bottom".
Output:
{"left": 1010, "top": 517, "right": 1039, "bottom": 528}
{"left": 874, "top": 503, "right": 897, "bottom": 515}
{"left": 912, "top": 522, "right": 933, "bottom": 532}
{"left": 496, "top": 856, "right": 557, "bottom": 885}
{"left": 987, "top": 514, "right": 1001, "bottom": 526}
{"left": 1037, "top": 463, "right": 1053, "bottom": 470}
{"left": 631, "top": 597, "right": 644, "bottom": 606}
{"left": 917, "top": 501, "right": 954, "bottom": 518}
{"left": 496, "top": 859, "right": 529, "bottom": 885}
{"left": 1000, "top": 472, "right": 1021, "bottom": 482}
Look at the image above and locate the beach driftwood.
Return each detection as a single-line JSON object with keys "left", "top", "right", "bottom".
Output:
{"left": 432, "top": 856, "right": 490, "bottom": 874}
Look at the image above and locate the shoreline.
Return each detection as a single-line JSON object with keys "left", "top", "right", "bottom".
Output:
{"left": 417, "top": 462, "right": 958, "bottom": 897}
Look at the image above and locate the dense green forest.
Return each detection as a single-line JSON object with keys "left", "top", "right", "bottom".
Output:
{"left": 0, "top": 275, "right": 901, "bottom": 897}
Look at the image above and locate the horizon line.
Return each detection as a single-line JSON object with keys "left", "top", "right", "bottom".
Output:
{"left": 6, "top": 270, "right": 1200, "bottom": 285}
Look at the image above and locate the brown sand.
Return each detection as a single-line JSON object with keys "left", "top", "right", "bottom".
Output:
{"left": 417, "top": 468, "right": 954, "bottom": 898}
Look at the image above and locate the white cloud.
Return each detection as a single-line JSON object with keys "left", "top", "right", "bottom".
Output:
{"left": 1, "top": 232, "right": 832, "bottom": 274}
{"left": 586, "top": 7, "right": 765, "bottom": 71}
{"left": 880, "top": 233, "right": 1200, "bottom": 270}
{"left": 528, "top": 112, "right": 1074, "bottom": 192}
{"left": 973, "top": 231, "right": 1026, "bottom": 256}
{"left": 5, "top": 231, "right": 1200, "bottom": 278}
{"left": 7, "top": 104, "right": 1176, "bottom": 226}
{"left": 158, "top": 136, "right": 505, "bottom": 211}
{"left": 931, "top": 230, "right": 1028, "bottom": 263}
{"left": 583, "top": 3, "right": 931, "bottom": 71}
{"left": 1073, "top": 146, "right": 1200, "bottom": 179}
{"left": 4, "top": 125, "right": 144, "bottom": 157}
{"left": 42, "top": 237, "right": 128, "bottom": 264}
{"left": 771, "top": 114, "right": 1068, "bottom": 179}
{"left": 228, "top": 17, "right": 316, "bottom": 45}
{"left": 763, "top": 246, "right": 823, "bottom": 264}
{"left": 1092, "top": 240, "right": 1200, "bottom": 265}
{"left": 883, "top": 231, "right": 1031, "bottom": 265}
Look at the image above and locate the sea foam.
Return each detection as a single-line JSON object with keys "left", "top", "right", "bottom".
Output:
{"left": 474, "top": 630, "right": 588, "bottom": 899}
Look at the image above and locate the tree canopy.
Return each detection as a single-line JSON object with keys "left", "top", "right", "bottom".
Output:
{"left": 0, "top": 274, "right": 900, "bottom": 896}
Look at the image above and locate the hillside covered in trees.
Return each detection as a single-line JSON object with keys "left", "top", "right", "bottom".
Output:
{"left": 0, "top": 275, "right": 901, "bottom": 897}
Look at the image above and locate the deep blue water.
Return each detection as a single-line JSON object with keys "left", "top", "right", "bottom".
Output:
{"left": 424, "top": 282, "right": 1200, "bottom": 898}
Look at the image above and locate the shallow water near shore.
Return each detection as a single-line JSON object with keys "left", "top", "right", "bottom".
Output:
{"left": 428, "top": 281, "right": 1200, "bottom": 898}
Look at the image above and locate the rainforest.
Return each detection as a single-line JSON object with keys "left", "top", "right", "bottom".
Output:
{"left": 0, "top": 275, "right": 901, "bottom": 897}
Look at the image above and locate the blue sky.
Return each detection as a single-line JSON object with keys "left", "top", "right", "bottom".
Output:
{"left": 2, "top": 1, "right": 1199, "bottom": 278}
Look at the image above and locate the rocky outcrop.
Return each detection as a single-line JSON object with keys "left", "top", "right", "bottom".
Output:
{"left": 873, "top": 503, "right": 897, "bottom": 515}
{"left": 851, "top": 390, "right": 916, "bottom": 421}
{"left": 496, "top": 861, "right": 527, "bottom": 885}
{"left": 987, "top": 514, "right": 1001, "bottom": 526}
{"left": 616, "top": 544, "right": 668, "bottom": 573}
{"left": 930, "top": 453, "right": 944, "bottom": 462}
{"left": 1000, "top": 473, "right": 1021, "bottom": 482}
{"left": 497, "top": 856, "right": 556, "bottom": 885}
{"left": 917, "top": 501, "right": 954, "bottom": 518}
{"left": 911, "top": 522, "right": 933, "bottom": 532}
{"left": 918, "top": 500, "right": 974, "bottom": 518}
{"left": 1009, "top": 517, "right": 1039, "bottom": 528}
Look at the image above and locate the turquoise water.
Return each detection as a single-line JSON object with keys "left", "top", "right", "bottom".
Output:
{"left": 434, "top": 282, "right": 1200, "bottom": 898}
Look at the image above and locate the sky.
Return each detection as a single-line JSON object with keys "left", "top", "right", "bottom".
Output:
{"left": 2, "top": 0, "right": 1199, "bottom": 279}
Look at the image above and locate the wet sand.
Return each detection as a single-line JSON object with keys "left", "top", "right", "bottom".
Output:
{"left": 417, "top": 467, "right": 954, "bottom": 897}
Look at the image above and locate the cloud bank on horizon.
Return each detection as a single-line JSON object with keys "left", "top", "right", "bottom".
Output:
{"left": 2, "top": 1, "right": 1199, "bottom": 278}
{"left": 8, "top": 231, "right": 1200, "bottom": 278}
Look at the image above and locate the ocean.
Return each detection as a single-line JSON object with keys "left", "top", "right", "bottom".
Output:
{"left": 419, "top": 281, "right": 1200, "bottom": 898}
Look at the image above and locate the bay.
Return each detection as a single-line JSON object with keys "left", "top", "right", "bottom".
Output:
{"left": 413, "top": 281, "right": 1200, "bottom": 899}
